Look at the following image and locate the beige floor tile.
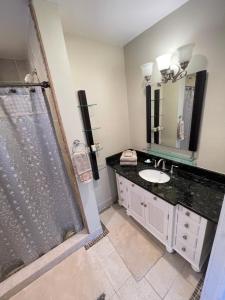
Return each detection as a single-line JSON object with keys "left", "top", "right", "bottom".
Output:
{"left": 101, "top": 205, "right": 129, "bottom": 232}
{"left": 111, "top": 293, "right": 121, "bottom": 300}
{"left": 88, "top": 236, "right": 115, "bottom": 260}
{"left": 11, "top": 247, "right": 115, "bottom": 300}
{"left": 118, "top": 277, "right": 161, "bottom": 300}
{"left": 164, "top": 276, "right": 195, "bottom": 300}
{"left": 181, "top": 263, "right": 203, "bottom": 288}
{"left": 145, "top": 252, "right": 186, "bottom": 298}
{"left": 109, "top": 221, "right": 164, "bottom": 281}
{"left": 98, "top": 249, "right": 131, "bottom": 291}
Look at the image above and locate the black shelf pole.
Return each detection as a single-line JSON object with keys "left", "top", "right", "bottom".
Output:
{"left": 77, "top": 90, "right": 100, "bottom": 180}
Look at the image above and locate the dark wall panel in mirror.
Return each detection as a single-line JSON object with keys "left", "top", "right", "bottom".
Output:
{"left": 146, "top": 85, "right": 151, "bottom": 143}
{"left": 154, "top": 89, "right": 160, "bottom": 144}
{"left": 189, "top": 70, "right": 207, "bottom": 151}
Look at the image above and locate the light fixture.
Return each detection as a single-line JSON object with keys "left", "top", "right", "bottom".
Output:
{"left": 140, "top": 62, "right": 154, "bottom": 85}
{"left": 156, "top": 43, "right": 194, "bottom": 83}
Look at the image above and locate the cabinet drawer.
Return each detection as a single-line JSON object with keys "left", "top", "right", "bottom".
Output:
{"left": 177, "top": 205, "right": 201, "bottom": 224}
{"left": 177, "top": 215, "right": 200, "bottom": 236}
{"left": 175, "top": 238, "right": 195, "bottom": 262}
{"left": 176, "top": 227, "right": 197, "bottom": 249}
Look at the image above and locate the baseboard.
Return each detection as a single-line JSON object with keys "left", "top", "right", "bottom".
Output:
{"left": 97, "top": 196, "right": 117, "bottom": 213}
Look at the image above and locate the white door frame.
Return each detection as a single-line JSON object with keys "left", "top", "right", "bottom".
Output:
{"left": 201, "top": 195, "right": 225, "bottom": 300}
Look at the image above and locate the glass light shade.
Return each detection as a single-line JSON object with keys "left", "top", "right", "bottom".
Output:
{"left": 140, "top": 62, "right": 154, "bottom": 77}
{"left": 177, "top": 43, "right": 194, "bottom": 63}
{"left": 156, "top": 53, "right": 172, "bottom": 71}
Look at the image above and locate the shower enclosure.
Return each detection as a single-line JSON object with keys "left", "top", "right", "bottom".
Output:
{"left": 0, "top": 84, "right": 83, "bottom": 282}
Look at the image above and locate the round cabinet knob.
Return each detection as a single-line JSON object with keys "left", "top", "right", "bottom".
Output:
{"left": 120, "top": 190, "right": 123, "bottom": 193}
{"left": 141, "top": 202, "right": 144, "bottom": 206}
{"left": 183, "top": 235, "right": 187, "bottom": 240}
{"left": 153, "top": 196, "right": 157, "bottom": 200}
{"left": 144, "top": 204, "right": 147, "bottom": 207}
{"left": 185, "top": 211, "right": 190, "bottom": 217}
{"left": 182, "top": 247, "right": 186, "bottom": 252}
{"left": 120, "top": 182, "right": 122, "bottom": 185}
{"left": 184, "top": 223, "right": 189, "bottom": 228}
{"left": 132, "top": 184, "right": 135, "bottom": 187}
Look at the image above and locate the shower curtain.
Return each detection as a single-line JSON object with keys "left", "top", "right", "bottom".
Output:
{"left": 0, "top": 86, "right": 83, "bottom": 281}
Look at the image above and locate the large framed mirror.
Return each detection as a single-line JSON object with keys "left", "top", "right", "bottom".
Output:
{"left": 146, "top": 70, "right": 207, "bottom": 151}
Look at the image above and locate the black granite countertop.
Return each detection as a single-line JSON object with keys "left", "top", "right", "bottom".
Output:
{"left": 106, "top": 151, "right": 225, "bottom": 224}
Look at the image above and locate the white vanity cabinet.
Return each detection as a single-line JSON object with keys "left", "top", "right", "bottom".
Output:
{"left": 116, "top": 174, "right": 130, "bottom": 209}
{"left": 116, "top": 173, "right": 175, "bottom": 251}
{"left": 144, "top": 193, "right": 174, "bottom": 249}
{"left": 115, "top": 173, "right": 216, "bottom": 272}
{"left": 128, "top": 183, "right": 146, "bottom": 226}
{"left": 174, "top": 205, "right": 215, "bottom": 272}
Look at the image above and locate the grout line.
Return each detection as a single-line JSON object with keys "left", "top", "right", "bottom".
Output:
{"left": 144, "top": 277, "right": 163, "bottom": 299}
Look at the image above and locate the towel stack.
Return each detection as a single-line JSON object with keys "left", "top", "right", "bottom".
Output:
{"left": 120, "top": 150, "right": 137, "bottom": 166}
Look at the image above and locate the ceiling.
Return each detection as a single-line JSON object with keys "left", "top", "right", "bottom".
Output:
{"left": 59, "top": 0, "right": 188, "bottom": 46}
{"left": 0, "top": 0, "right": 29, "bottom": 59}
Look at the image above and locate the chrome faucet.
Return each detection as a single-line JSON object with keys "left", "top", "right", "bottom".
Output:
{"left": 170, "top": 164, "right": 178, "bottom": 174}
{"left": 156, "top": 159, "right": 167, "bottom": 171}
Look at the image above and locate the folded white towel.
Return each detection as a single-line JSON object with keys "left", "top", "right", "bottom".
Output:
{"left": 123, "top": 150, "right": 133, "bottom": 157}
{"left": 120, "top": 150, "right": 137, "bottom": 162}
{"left": 72, "top": 151, "right": 93, "bottom": 183}
{"left": 120, "top": 161, "right": 137, "bottom": 166}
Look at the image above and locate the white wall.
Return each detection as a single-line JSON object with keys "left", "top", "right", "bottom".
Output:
{"left": 124, "top": 0, "right": 225, "bottom": 174}
{"left": 65, "top": 35, "right": 130, "bottom": 211}
{"left": 32, "top": 0, "right": 102, "bottom": 234}
{"left": 0, "top": 58, "right": 29, "bottom": 82}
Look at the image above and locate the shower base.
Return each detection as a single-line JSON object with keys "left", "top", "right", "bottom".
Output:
{"left": 0, "top": 227, "right": 102, "bottom": 300}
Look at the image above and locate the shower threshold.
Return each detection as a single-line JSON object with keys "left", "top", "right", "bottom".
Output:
{"left": 0, "top": 228, "right": 102, "bottom": 300}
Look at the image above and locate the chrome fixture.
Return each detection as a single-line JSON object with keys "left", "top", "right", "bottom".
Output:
{"left": 170, "top": 164, "right": 178, "bottom": 174}
{"left": 156, "top": 44, "right": 194, "bottom": 83}
{"left": 140, "top": 62, "right": 154, "bottom": 85}
{"left": 156, "top": 159, "right": 167, "bottom": 171}
{"left": 152, "top": 159, "right": 157, "bottom": 168}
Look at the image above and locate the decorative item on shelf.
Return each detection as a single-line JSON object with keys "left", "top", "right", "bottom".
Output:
{"left": 152, "top": 126, "right": 164, "bottom": 132}
{"left": 156, "top": 43, "right": 195, "bottom": 83}
{"left": 140, "top": 62, "right": 154, "bottom": 85}
{"left": 71, "top": 140, "right": 93, "bottom": 184}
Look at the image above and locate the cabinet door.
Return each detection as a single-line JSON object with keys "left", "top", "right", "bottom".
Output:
{"left": 116, "top": 174, "right": 128, "bottom": 208}
{"left": 144, "top": 194, "right": 169, "bottom": 245}
{"left": 128, "top": 183, "right": 146, "bottom": 226}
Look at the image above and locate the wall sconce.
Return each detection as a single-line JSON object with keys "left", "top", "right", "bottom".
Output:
{"left": 140, "top": 62, "right": 154, "bottom": 85}
{"left": 156, "top": 43, "right": 194, "bottom": 83}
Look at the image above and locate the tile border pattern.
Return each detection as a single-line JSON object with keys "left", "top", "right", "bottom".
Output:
{"left": 189, "top": 275, "right": 205, "bottom": 300}
{"left": 84, "top": 222, "right": 109, "bottom": 250}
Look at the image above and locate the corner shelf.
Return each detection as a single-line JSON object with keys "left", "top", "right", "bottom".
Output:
{"left": 77, "top": 103, "right": 97, "bottom": 108}
{"left": 82, "top": 127, "right": 101, "bottom": 132}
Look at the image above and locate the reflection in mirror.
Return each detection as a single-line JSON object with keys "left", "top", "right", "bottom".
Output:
{"left": 149, "top": 71, "right": 206, "bottom": 151}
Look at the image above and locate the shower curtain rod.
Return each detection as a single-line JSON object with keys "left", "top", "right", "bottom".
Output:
{"left": 0, "top": 81, "right": 50, "bottom": 88}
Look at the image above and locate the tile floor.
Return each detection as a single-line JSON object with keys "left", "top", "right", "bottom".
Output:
{"left": 10, "top": 204, "right": 202, "bottom": 300}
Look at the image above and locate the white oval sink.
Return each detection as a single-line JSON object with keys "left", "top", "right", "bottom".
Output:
{"left": 139, "top": 169, "right": 170, "bottom": 183}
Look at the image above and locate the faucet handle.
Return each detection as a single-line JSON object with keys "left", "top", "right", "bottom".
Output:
{"left": 162, "top": 160, "right": 168, "bottom": 171}
{"left": 152, "top": 159, "right": 157, "bottom": 168}
{"left": 170, "top": 164, "right": 178, "bottom": 174}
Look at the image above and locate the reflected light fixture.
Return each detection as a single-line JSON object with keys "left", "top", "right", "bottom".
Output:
{"left": 156, "top": 43, "right": 194, "bottom": 83}
{"left": 140, "top": 62, "right": 154, "bottom": 85}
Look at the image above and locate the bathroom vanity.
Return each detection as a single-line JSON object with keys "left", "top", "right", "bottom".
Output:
{"left": 107, "top": 151, "right": 225, "bottom": 272}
